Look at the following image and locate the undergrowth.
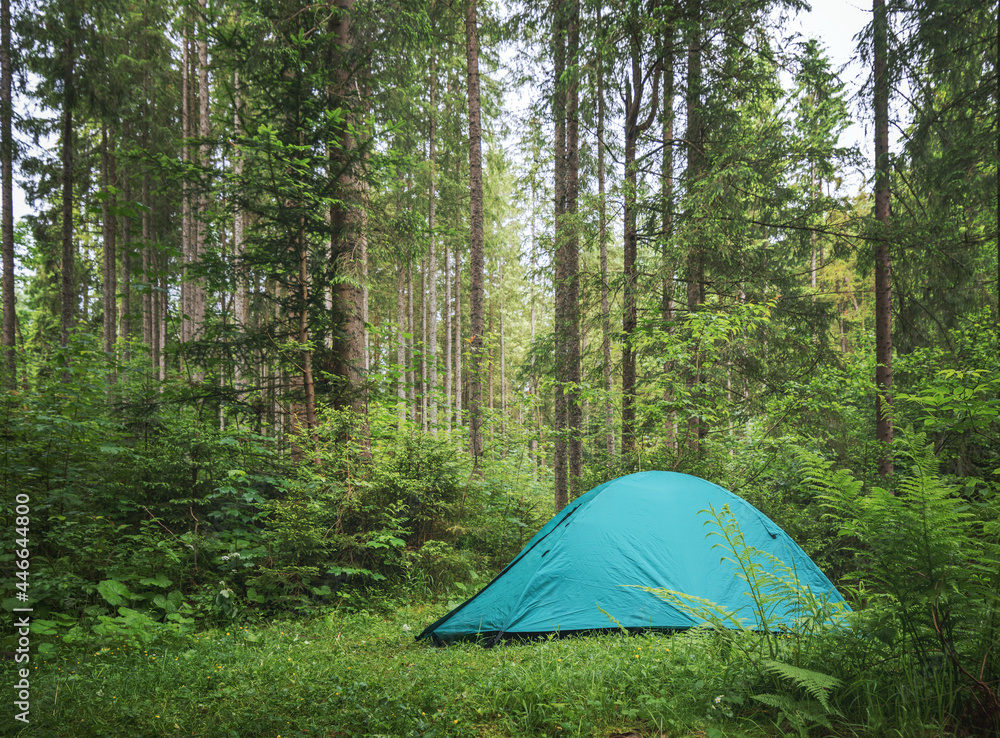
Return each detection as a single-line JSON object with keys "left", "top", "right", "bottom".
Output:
{"left": 3, "top": 598, "right": 981, "bottom": 738}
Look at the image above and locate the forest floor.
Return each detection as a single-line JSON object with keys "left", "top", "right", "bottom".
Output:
{"left": 5, "top": 602, "right": 947, "bottom": 738}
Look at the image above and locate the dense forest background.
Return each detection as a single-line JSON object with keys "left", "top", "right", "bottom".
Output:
{"left": 0, "top": 0, "right": 998, "bottom": 732}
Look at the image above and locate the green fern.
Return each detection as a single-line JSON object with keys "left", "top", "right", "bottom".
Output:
{"left": 798, "top": 433, "right": 1000, "bottom": 726}
{"left": 759, "top": 659, "right": 842, "bottom": 714}
{"left": 752, "top": 661, "right": 842, "bottom": 737}
{"left": 750, "top": 692, "right": 836, "bottom": 737}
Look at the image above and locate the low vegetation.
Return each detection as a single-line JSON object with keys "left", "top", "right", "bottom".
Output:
{"left": 3, "top": 329, "right": 999, "bottom": 736}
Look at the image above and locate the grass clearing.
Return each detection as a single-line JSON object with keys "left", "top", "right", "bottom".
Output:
{"left": 8, "top": 603, "right": 767, "bottom": 738}
{"left": 5, "top": 602, "right": 970, "bottom": 737}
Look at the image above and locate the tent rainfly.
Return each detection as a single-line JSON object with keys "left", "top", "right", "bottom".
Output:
{"left": 417, "top": 471, "right": 848, "bottom": 645}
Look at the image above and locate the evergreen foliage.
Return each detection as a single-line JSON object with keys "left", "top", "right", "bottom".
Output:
{"left": 0, "top": 0, "right": 997, "bottom": 733}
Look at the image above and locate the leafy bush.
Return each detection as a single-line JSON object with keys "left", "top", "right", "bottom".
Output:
{"left": 801, "top": 435, "right": 1000, "bottom": 734}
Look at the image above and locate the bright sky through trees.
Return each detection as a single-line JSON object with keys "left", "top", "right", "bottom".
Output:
{"left": 7, "top": 1, "right": 873, "bottom": 223}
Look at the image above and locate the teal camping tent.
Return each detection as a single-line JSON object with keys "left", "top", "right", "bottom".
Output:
{"left": 418, "top": 471, "right": 847, "bottom": 645}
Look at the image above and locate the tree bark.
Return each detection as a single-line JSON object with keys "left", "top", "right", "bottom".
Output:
{"left": 119, "top": 151, "right": 132, "bottom": 348}
{"left": 565, "top": 0, "right": 581, "bottom": 497}
{"left": 622, "top": 12, "right": 662, "bottom": 457}
{"left": 552, "top": 0, "right": 581, "bottom": 507}
{"left": 101, "top": 127, "right": 117, "bottom": 364}
{"left": 873, "top": 0, "right": 894, "bottom": 476}
{"left": 427, "top": 58, "right": 438, "bottom": 435}
{"left": 661, "top": 21, "right": 677, "bottom": 452}
{"left": 298, "top": 227, "right": 317, "bottom": 431}
{"left": 329, "top": 0, "right": 370, "bottom": 436}
{"left": 180, "top": 29, "right": 192, "bottom": 345}
{"left": 408, "top": 256, "right": 415, "bottom": 421}
{"left": 397, "top": 260, "right": 406, "bottom": 428}
{"left": 421, "top": 253, "right": 427, "bottom": 432}
{"left": 60, "top": 33, "right": 76, "bottom": 350}
{"left": 597, "top": 6, "right": 613, "bottom": 459}
{"left": 1, "top": 0, "right": 15, "bottom": 386}
{"left": 552, "top": 0, "right": 568, "bottom": 509}
{"left": 233, "top": 70, "right": 250, "bottom": 388}
{"left": 466, "top": 0, "right": 485, "bottom": 464}
{"left": 685, "top": 0, "right": 705, "bottom": 453}
{"left": 194, "top": 0, "right": 209, "bottom": 344}
{"left": 444, "top": 198, "right": 452, "bottom": 434}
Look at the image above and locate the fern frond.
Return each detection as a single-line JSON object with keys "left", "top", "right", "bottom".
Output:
{"left": 628, "top": 585, "right": 749, "bottom": 630}
{"left": 751, "top": 692, "right": 835, "bottom": 734}
{"left": 760, "top": 658, "right": 842, "bottom": 714}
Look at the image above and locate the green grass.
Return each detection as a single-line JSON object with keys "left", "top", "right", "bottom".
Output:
{"left": 3, "top": 603, "right": 969, "bottom": 738}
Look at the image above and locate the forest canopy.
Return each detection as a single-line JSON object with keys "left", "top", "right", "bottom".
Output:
{"left": 0, "top": 0, "right": 998, "bottom": 733}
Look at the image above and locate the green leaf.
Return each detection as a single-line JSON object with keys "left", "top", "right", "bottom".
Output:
{"left": 97, "top": 579, "right": 132, "bottom": 607}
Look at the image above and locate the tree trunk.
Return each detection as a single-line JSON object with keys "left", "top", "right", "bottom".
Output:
{"left": 622, "top": 18, "right": 662, "bottom": 457}
{"left": 298, "top": 230, "right": 317, "bottom": 431}
{"left": 565, "top": 0, "right": 581, "bottom": 497}
{"left": 194, "top": 0, "right": 209, "bottom": 345}
{"left": 685, "top": 0, "right": 705, "bottom": 453}
{"left": 119, "top": 152, "right": 132, "bottom": 349}
{"left": 873, "top": 0, "right": 894, "bottom": 476}
{"left": 552, "top": 0, "right": 582, "bottom": 506}
{"left": 499, "top": 264, "right": 506, "bottom": 431}
{"left": 408, "top": 257, "right": 415, "bottom": 421}
{"left": 397, "top": 261, "right": 406, "bottom": 428}
{"left": 454, "top": 234, "right": 462, "bottom": 426}
{"left": 552, "top": 0, "right": 568, "bottom": 510}
{"left": 60, "top": 34, "right": 76, "bottom": 350}
{"left": 1, "top": 0, "right": 15, "bottom": 386}
{"left": 421, "top": 254, "right": 428, "bottom": 432}
{"left": 233, "top": 71, "right": 250, "bottom": 388}
{"left": 597, "top": 6, "right": 613, "bottom": 459}
{"left": 444, "top": 206, "right": 452, "bottom": 434}
{"left": 101, "top": 127, "right": 117, "bottom": 364}
{"left": 180, "top": 29, "right": 191, "bottom": 345}
{"left": 661, "top": 22, "right": 677, "bottom": 452}
{"left": 427, "top": 58, "right": 438, "bottom": 436}
{"left": 466, "top": 0, "right": 485, "bottom": 464}
{"left": 329, "top": 0, "right": 370, "bottom": 437}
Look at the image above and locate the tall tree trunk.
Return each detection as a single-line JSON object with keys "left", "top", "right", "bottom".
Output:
{"left": 622, "top": 17, "right": 662, "bottom": 457}
{"left": 101, "top": 127, "right": 117, "bottom": 363}
{"left": 873, "top": 0, "right": 894, "bottom": 476}
{"left": 565, "top": 0, "right": 582, "bottom": 497}
{"left": 427, "top": 58, "right": 438, "bottom": 435}
{"left": 1, "top": 0, "right": 15, "bottom": 386}
{"left": 180, "top": 29, "right": 192, "bottom": 345}
{"left": 444, "top": 210, "right": 452, "bottom": 434}
{"left": 60, "top": 34, "right": 76, "bottom": 350}
{"left": 233, "top": 71, "right": 250, "bottom": 388}
{"left": 119, "top": 151, "right": 132, "bottom": 349}
{"left": 158, "top": 260, "right": 167, "bottom": 382}
{"left": 454, "top": 234, "right": 462, "bottom": 426}
{"left": 499, "top": 263, "right": 506, "bottom": 431}
{"left": 685, "top": 0, "right": 705, "bottom": 453}
{"left": 329, "top": 0, "right": 369, "bottom": 436}
{"left": 397, "top": 261, "right": 406, "bottom": 428}
{"left": 194, "top": 0, "right": 209, "bottom": 344}
{"left": 552, "top": 0, "right": 568, "bottom": 509}
{"left": 661, "top": 22, "right": 677, "bottom": 452}
{"left": 466, "top": 0, "right": 485, "bottom": 464}
{"left": 298, "top": 230, "right": 317, "bottom": 431}
{"left": 408, "top": 257, "right": 415, "bottom": 420}
{"left": 529, "top": 175, "right": 539, "bottom": 469}
{"left": 421, "top": 254, "right": 427, "bottom": 432}
{"left": 597, "top": 6, "right": 613, "bottom": 459}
